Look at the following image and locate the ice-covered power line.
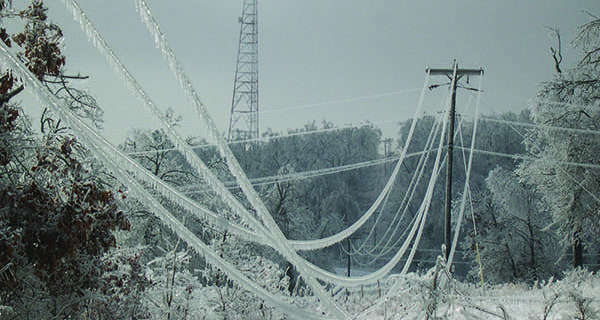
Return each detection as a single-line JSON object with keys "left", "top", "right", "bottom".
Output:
{"left": 15, "top": 0, "right": 599, "bottom": 318}
{"left": 260, "top": 88, "right": 423, "bottom": 114}
{"left": 285, "top": 71, "right": 433, "bottom": 252}
{"left": 118, "top": 111, "right": 600, "bottom": 162}
{"left": 34, "top": 0, "right": 588, "bottom": 316}
{"left": 346, "top": 98, "right": 447, "bottom": 259}
{"left": 475, "top": 115, "right": 600, "bottom": 136}
{"left": 134, "top": 0, "right": 446, "bottom": 307}
{"left": 72, "top": 0, "right": 348, "bottom": 315}
{"left": 287, "top": 93, "right": 448, "bottom": 286}
{"left": 350, "top": 88, "right": 478, "bottom": 260}
{"left": 456, "top": 146, "right": 600, "bottom": 170}
{"left": 92, "top": 0, "right": 446, "bottom": 289}
{"left": 61, "top": 0, "right": 274, "bottom": 242}
{"left": 485, "top": 90, "right": 598, "bottom": 111}
{"left": 65, "top": 0, "right": 440, "bottom": 296}
{"left": 178, "top": 149, "right": 433, "bottom": 193}
{"left": 147, "top": 0, "right": 438, "bottom": 261}
{"left": 120, "top": 118, "right": 402, "bottom": 157}
{"left": 0, "top": 40, "right": 336, "bottom": 320}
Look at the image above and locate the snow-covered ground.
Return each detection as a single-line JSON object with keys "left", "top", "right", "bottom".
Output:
{"left": 349, "top": 268, "right": 600, "bottom": 319}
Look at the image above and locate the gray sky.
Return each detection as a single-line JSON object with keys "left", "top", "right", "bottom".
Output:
{"left": 37, "top": 0, "right": 600, "bottom": 143}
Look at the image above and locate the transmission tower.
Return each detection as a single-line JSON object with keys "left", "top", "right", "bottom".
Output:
{"left": 228, "top": 0, "right": 259, "bottom": 142}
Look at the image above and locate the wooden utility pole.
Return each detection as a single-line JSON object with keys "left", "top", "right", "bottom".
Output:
{"left": 375, "top": 138, "right": 394, "bottom": 246}
{"left": 347, "top": 238, "right": 352, "bottom": 277}
{"left": 426, "top": 61, "right": 483, "bottom": 262}
{"left": 383, "top": 138, "right": 393, "bottom": 158}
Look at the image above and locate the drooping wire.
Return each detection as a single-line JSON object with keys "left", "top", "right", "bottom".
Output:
{"left": 260, "top": 87, "right": 423, "bottom": 114}
{"left": 447, "top": 74, "right": 483, "bottom": 268}
{"left": 0, "top": 40, "right": 333, "bottom": 320}
{"left": 135, "top": 0, "right": 451, "bottom": 299}
{"left": 341, "top": 112, "right": 441, "bottom": 257}
{"left": 179, "top": 151, "right": 429, "bottom": 194}
{"left": 456, "top": 100, "right": 485, "bottom": 288}
{"left": 349, "top": 89, "right": 472, "bottom": 263}
{"left": 346, "top": 101, "right": 446, "bottom": 259}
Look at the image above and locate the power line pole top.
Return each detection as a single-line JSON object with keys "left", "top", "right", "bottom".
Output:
{"left": 426, "top": 66, "right": 484, "bottom": 76}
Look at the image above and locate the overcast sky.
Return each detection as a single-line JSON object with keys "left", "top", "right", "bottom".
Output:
{"left": 35, "top": 0, "right": 600, "bottom": 143}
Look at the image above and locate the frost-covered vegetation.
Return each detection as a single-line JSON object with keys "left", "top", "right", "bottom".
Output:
{"left": 1, "top": 1, "right": 600, "bottom": 319}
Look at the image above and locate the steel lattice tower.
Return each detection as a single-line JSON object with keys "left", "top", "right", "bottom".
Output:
{"left": 228, "top": 0, "right": 259, "bottom": 142}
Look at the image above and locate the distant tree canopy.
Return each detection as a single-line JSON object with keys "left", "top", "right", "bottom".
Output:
{"left": 232, "top": 121, "right": 383, "bottom": 242}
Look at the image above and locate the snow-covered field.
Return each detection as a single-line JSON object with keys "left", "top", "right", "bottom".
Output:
{"left": 351, "top": 268, "right": 600, "bottom": 320}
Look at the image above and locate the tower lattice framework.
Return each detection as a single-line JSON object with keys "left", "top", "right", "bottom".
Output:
{"left": 228, "top": 0, "right": 259, "bottom": 141}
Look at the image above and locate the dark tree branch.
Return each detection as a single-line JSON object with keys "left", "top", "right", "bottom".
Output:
{"left": 0, "top": 85, "right": 23, "bottom": 106}
{"left": 0, "top": 85, "right": 24, "bottom": 106}
{"left": 546, "top": 27, "right": 563, "bottom": 73}
{"left": 581, "top": 47, "right": 600, "bottom": 67}
{"left": 43, "top": 74, "right": 89, "bottom": 83}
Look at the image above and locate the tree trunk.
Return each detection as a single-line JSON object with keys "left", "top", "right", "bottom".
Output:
{"left": 573, "top": 235, "right": 583, "bottom": 268}
{"left": 527, "top": 216, "right": 538, "bottom": 279}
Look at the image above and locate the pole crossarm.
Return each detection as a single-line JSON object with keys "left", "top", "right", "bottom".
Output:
{"left": 426, "top": 67, "right": 484, "bottom": 77}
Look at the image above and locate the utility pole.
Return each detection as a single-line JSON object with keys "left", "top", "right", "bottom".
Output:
{"left": 426, "top": 61, "right": 483, "bottom": 262}
{"left": 374, "top": 138, "right": 394, "bottom": 247}
{"left": 347, "top": 238, "right": 351, "bottom": 277}
{"left": 383, "top": 138, "right": 393, "bottom": 158}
